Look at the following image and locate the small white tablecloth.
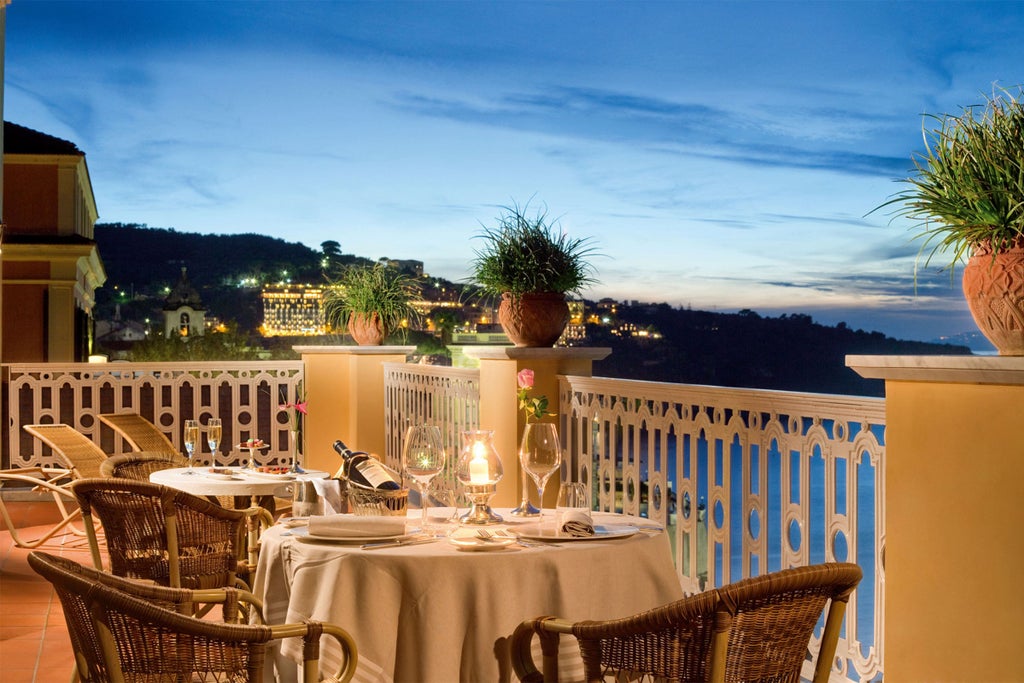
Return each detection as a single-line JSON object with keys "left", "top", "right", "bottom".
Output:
{"left": 254, "top": 511, "right": 684, "bottom": 683}
{"left": 150, "top": 467, "right": 329, "bottom": 499}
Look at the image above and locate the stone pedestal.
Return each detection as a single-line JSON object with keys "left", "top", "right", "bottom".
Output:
{"left": 295, "top": 345, "right": 415, "bottom": 475}
{"left": 847, "top": 355, "right": 1024, "bottom": 682}
{"left": 461, "top": 347, "right": 611, "bottom": 507}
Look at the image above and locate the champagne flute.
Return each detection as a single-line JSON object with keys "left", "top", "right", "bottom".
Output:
{"left": 519, "top": 423, "right": 562, "bottom": 520}
{"left": 402, "top": 425, "right": 446, "bottom": 533}
{"left": 206, "top": 418, "right": 222, "bottom": 464}
{"left": 183, "top": 419, "right": 200, "bottom": 473}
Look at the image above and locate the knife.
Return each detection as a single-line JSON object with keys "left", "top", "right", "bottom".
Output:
{"left": 360, "top": 537, "right": 438, "bottom": 550}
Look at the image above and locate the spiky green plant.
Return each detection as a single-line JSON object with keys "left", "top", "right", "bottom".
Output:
{"left": 876, "top": 87, "right": 1024, "bottom": 270}
{"left": 323, "top": 263, "right": 421, "bottom": 338}
{"left": 470, "top": 201, "right": 600, "bottom": 297}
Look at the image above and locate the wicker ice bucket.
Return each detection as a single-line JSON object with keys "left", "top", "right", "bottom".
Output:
{"left": 338, "top": 462, "right": 408, "bottom": 516}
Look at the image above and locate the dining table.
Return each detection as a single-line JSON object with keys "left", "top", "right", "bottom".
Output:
{"left": 253, "top": 510, "right": 685, "bottom": 683}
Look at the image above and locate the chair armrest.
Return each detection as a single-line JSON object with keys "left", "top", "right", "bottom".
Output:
{"left": 0, "top": 468, "right": 77, "bottom": 496}
{"left": 267, "top": 621, "right": 358, "bottom": 683}
{"left": 511, "top": 617, "right": 575, "bottom": 683}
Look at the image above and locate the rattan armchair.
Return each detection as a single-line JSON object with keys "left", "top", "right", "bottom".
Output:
{"left": 28, "top": 551, "right": 358, "bottom": 683}
{"left": 98, "top": 412, "right": 184, "bottom": 459}
{"left": 99, "top": 452, "right": 183, "bottom": 480}
{"left": 72, "top": 477, "right": 268, "bottom": 590}
{"left": 0, "top": 424, "right": 112, "bottom": 549}
{"left": 511, "top": 562, "right": 862, "bottom": 683}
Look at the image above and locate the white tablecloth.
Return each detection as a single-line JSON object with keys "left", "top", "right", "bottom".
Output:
{"left": 253, "top": 511, "right": 684, "bottom": 683}
{"left": 150, "top": 467, "right": 329, "bottom": 499}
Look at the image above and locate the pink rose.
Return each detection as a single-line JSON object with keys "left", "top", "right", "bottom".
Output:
{"left": 517, "top": 368, "right": 534, "bottom": 390}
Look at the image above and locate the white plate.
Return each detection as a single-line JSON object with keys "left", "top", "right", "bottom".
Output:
{"left": 447, "top": 532, "right": 516, "bottom": 552}
{"left": 245, "top": 470, "right": 295, "bottom": 481}
{"left": 513, "top": 523, "right": 639, "bottom": 542}
{"left": 202, "top": 469, "right": 240, "bottom": 481}
{"left": 296, "top": 528, "right": 418, "bottom": 544}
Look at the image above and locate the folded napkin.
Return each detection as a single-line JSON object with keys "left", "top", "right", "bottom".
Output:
{"left": 560, "top": 509, "right": 595, "bottom": 537}
{"left": 307, "top": 514, "right": 406, "bottom": 538}
{"left": 311, "top": 478, "right": 343, "bottom": 515}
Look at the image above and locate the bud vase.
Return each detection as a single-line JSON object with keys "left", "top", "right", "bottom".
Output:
{"left": 289, "top": 429, "right": 305, "bottom": 473}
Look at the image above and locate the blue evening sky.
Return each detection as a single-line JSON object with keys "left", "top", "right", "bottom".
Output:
{"left": 5, "top": 0, "right": 1023, "bottom": 343}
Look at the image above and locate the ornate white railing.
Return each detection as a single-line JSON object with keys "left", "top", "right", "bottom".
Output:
{"left": 5, "top": 362, "right": 303, "bottom": 468}
{"left": 382, "top": 362, "right": 480, "bottom": 468}
{"left": 559, "top": 375, "right": 885, "bottom": 683}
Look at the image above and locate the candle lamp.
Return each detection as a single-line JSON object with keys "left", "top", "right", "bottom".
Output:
{"left": 455, "top": 430, "right": 504, "bottom": 524}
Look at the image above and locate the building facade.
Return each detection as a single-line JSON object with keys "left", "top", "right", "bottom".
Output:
{"left": 1, "top": 122, "right": 106, "bottom": 362}
{"left": 261, "top": 284, "right": 328, "bottom": 336}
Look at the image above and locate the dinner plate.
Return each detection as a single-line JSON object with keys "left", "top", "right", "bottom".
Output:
{"left": 512, "top": 523, "right": 639, "bottom": 542}
{"left": 295, "top": 528, "right": 419, "bottom": 544}
{"left": 245, "top": 470, "right": 295, "bottom": 481}
{"left": 202, "top": 469, "right": 240, "bottom": 481}
{"left": 447, "top": 532, "right": 516, "bottom": 552}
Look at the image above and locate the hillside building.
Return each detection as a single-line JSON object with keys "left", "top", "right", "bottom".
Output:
{"left": 162, "top": 267, "right": 205, "bottom": 338}
{"left": 261, "top": 284, "right": 328, "bottom": 336}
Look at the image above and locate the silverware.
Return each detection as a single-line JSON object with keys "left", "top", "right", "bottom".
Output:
{"left": 361, "top": 536, "right": 438, "bottom": 550}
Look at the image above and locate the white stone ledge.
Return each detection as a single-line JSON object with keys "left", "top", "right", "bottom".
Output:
{"left": 846, "top": 354, "right": 1024, "bottom": 385}
{"left": 459, "top": 346, "right": 612, "bottom": 361}
{"left": 293, "top": 345, "right": 417, "bottom": 356}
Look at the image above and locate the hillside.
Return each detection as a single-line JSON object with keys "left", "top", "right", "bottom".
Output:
{"left": 93, "top": 223, "right": 970, "bottom": 397}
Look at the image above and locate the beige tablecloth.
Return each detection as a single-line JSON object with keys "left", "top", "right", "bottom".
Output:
{"left": 253, "top": 511, "right": 684, "bottom": 683}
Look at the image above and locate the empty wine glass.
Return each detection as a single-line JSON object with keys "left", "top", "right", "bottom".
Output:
{"left": 183, "top": 419, "right": 200, "bottom": 473}
{"left": 206, "top": 418, "right": 222, "bottom": 463}
{"left": 519, "top": 423, "right": 562, "bottom": 520}
{"left": 402, "top": 425, "right": 446, "bottom": 532}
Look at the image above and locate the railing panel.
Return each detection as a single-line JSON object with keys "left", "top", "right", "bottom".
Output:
{"left": 382, "top": 363, "right": 480, "bottom": 471}
{"left": 5, "top": 362, "right": 303, "bottom": 468}
{"left": 560, "top": 375, "right": 885, "bottom": 683}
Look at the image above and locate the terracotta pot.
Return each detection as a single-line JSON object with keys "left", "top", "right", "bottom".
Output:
{"left": 347, "top": 312, "right": 385, "bottom": 346}
{"left": 498, "top": 292, "right": 569, "bottom": 347}
{"left": 962, "top": 239, "right": 1024, "bottom": 355}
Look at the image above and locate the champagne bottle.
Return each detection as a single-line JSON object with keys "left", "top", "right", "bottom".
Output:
{"left": 332, "top": 439, "right": 401, "bottom": 490}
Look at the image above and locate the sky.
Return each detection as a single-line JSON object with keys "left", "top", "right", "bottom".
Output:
{"left": 5, "top": 0, "right": 1024, "bottom": 345}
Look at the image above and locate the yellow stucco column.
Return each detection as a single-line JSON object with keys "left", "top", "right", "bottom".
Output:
{"left": 461, "top": 347, "right": 611, "bottom": 507}
{"left": 295, "top": 345, "right": 415, "bottom": 475}
{"left": 847, "top": 355, "right": 1024, "bottom": 682}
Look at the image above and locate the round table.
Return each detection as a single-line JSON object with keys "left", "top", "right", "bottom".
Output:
{"left": 150, "top": 466, "right": 330, "bottom": 500}
{"left": 255, "top": 510, "right": 684, "bottom": 683}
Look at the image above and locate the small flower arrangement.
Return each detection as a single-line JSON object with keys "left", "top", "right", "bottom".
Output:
{"left": 279, "top": 390, "right": 308, "bottom": 433}
{"left": 517, "top": 368, "right": 552, "bottom": 422}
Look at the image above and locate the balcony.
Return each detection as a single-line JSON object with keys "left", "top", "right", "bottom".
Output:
{"left": 3, "top": 349, "right": 1022, "bottom": 681}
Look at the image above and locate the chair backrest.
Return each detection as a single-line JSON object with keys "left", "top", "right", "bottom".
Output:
{"left": 99, "top": 452, "right": 183, "bottom": 481}
{"left": 98, "top": 413, "right": 182, "bottom": 458}
{"left": 23, "top": 424, "right": 109, "bottom": 479}
{"left": 28, "top": 550, "right": 274, "bottom": 683}
{"left": 568, "top": 562, "right": 863, "bottom": 683}
{"left": 72, "top": 477, "right": 250, "bottom": 590}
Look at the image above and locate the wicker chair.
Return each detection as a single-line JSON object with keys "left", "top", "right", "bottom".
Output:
{"left": 0, "top": 424, "right": 113, "bottom": 549}
{"left": 72, "top": 477, "right": 268, "bottom": 590}
{"left": 98, "top": 412, "right": 183, "bottom": 459}
{"left": 28, "top": 551, "right": 358, "bottom": 683}
{"left": 511, "top": 562, "right": 863, "bottom": 683}
{"left": 99, "top": 452, "right": 183, "bottom": 480}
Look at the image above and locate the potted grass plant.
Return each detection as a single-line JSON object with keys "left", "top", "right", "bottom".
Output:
{"left": 323, "top": 262, "right": 421, "bottom": 345}
{"left": 876, "top": 86, "right": 1024, "bottom": 355}
{"left": 469, "top": 201, "right": 599, "bottom": 347}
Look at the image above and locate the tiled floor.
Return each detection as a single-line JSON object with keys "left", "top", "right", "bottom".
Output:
{"left": 0, "top": 499, "right": 97, "bottom": 683}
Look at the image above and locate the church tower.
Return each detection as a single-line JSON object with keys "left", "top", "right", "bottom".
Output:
{"left": 163, "top": 267, "right": 205, "bottom": 338}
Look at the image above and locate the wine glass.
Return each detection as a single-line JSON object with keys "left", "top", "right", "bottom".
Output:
{"left": 206, "top": 418, "right": 222, "bottom": 463}
{"left": 183, "top": 419, "right": 200, "bottom": 473}
{"left": 402, "top": 425, "right": 446, "bottom": 532}
{"left": 519, "top": 423, "right": 562, "bottom": 520}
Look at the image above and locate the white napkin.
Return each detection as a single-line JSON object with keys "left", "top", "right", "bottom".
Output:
{"left": 560, "top": 509, "right": 595, "bottom": 537}
{"left": 307, "top": 513, "right": 406, "bottom": 538}
{"left": 311, "top": 478, "right": 343, "bottom": 515}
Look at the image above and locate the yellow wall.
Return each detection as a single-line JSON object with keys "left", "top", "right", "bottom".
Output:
{"left": 847, "top": 355, "right": 1024, "bottom": 682}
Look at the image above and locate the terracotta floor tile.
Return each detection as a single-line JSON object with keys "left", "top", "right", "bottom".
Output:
{"left": 0, "top": 668, "right": 40, "bottom": 683}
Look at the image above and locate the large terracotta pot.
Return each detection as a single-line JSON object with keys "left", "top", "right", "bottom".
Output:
{"left": 498, "top": 292, "right": 569, "bottom": 347}
{"left": 962, "top": 239, "right": 1024, "bottom": 355}
{"left": 347, "top": 312, "right": 385, "bottom": 346}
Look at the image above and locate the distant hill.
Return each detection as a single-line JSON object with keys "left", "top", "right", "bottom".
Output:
{"left": 93, "top": 223, "right": 971, "bottom": 397}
